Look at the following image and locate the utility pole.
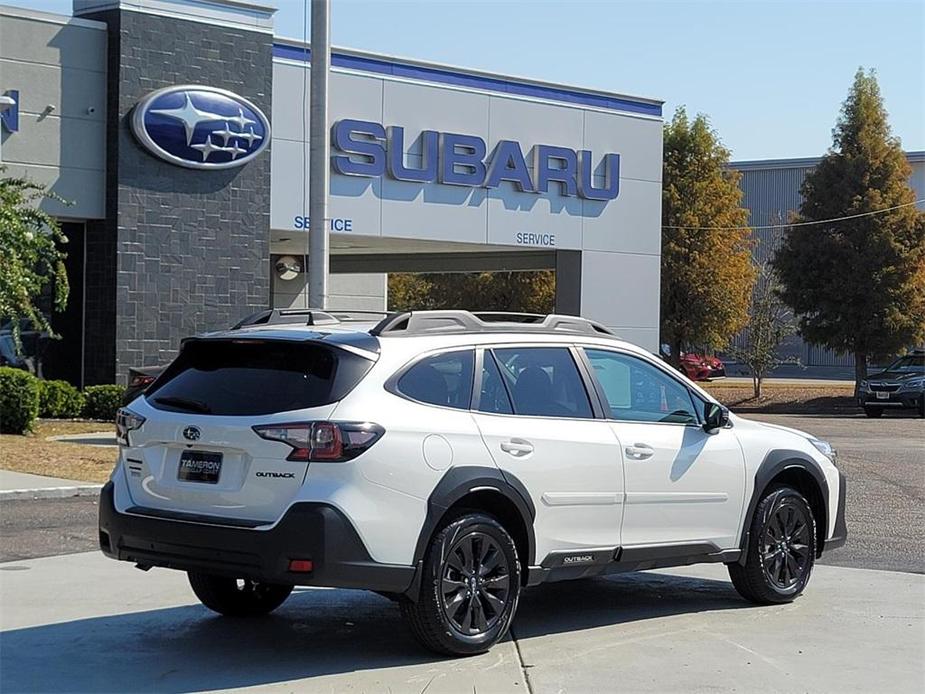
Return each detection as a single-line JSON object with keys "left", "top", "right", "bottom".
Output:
{"left": 307, "top": 0, "right": 330, "bottom": 309}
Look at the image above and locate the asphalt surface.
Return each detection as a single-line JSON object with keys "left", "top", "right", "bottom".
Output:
{"left": 0, "top": 496, "right": 100, "bottom": 563}
{"left": 1, "top": 413, "right": 922, "bottom": 572}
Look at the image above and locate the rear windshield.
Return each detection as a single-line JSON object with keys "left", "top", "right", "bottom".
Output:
{"left": 146, "top": 340, "right": 373, "bottom": 416}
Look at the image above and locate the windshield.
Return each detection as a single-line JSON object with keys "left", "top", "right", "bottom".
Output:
{"left": 885, "top": 355, "right": 925, "bottom": 374}
{"left": 145, "top": 339, "right": 374, "bottom": 415}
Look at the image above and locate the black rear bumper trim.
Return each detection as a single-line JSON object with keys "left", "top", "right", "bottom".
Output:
{"left": 99, "top": 482, "right": 414, "bottom": 593}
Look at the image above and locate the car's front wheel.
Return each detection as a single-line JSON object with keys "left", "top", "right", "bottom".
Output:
{"left": 188, "top": 573, "right": 293, "bottom": 617}
{"left": 400, "top": 512, "right": 521, "bottom": 656}
{"left": 728, "top": 486, "right": 817, "bottom": 604}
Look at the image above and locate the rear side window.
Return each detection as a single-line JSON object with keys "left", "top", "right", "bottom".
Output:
{"left": 397, "top": 350, "right": 474, "bottom": 409}
{"left": 146, "top": 340, "right": 373, "bottom": 416}
{"left": 492, "top": 347, "right": 593, "bottom": 418}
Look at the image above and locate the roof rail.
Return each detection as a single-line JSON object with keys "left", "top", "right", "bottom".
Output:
{"left": 370, "top": 310, "right": 615, "bottom": 338}
{"left": 327, "top": 310, "right": 392, "bottom": 322}
{"left": 473, "top": 312, "right": 546, "bottom": 324}
{"left": 231, "top": 308, "right": 340, "bottom": 329}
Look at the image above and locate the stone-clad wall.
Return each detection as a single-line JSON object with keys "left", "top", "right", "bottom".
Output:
{"left": 81, "top": 8, "right": 271, "bottom": 384}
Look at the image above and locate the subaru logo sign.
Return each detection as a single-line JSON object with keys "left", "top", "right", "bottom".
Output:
{"left": 131, "top": 85, "right": 270, "bottom": 170}
{"left": 182, "top": 426, "right": 201, "bottom": 442}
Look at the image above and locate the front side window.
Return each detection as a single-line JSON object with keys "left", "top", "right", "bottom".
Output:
{"left": 584, "top": 349, "right": 699, "bottom": 425}
{"left": 491, "top": 347, "right": 593, "bottom": 418}
{"left": 397, "top": 349, "right": 474, "bottom": 409}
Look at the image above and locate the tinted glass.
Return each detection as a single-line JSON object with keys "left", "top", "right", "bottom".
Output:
{"left": 478, "top": 351, "right": 514, "bottom": 415}
{"left": 585, "top": 349, "right": 698, "bottom": 424}
{"left": 492, "top": 347, "right": 592, "bottom": 418}
{"left": 146, "top": 340, "right": 373, "bottom": 416}
{"left": 887, "top": 355, "right": 925, "bottom": 373}
{"left": 398, "top": 350, "right": 474, "bottom": 409}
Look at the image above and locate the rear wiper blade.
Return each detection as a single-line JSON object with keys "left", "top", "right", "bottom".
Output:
{"left": 151, "top": 396, "right": 212, "bottom": 413}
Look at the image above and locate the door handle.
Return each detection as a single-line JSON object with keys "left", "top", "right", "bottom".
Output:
{"left": 625, "top": 443, "right": 654, "bottom": 460}
{"left": 500, "top": 439, "right": 534, "bottom": 457}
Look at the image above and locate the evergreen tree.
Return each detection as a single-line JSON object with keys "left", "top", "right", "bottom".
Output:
{"left": 661, "top": 108, "right": 755, "bottom": 365}
{"left": 773, "top": 69, "right": 925, "bottom": 386}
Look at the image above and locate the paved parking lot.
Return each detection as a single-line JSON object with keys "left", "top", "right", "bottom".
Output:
{"left": 1, "top": 551, "right": 922, "bottom": 693}
{"left": 1, "top": 412, "right": 922, "bottom": 692}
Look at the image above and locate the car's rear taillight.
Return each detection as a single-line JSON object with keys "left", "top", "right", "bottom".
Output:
{"left": 252, "top": 421, "right": 384, "bottom": 462}
{"left": 130, "top": 374, "right": 156, "bottom": 388}
{"left": 116, "top": 408, "right": 146, "bottom": 446}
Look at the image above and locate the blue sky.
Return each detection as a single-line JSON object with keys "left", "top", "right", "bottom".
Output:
{"left": 19, "top": 0, "right": 925, "bottom": 160}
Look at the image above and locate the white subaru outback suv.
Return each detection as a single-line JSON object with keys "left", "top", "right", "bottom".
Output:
{"left": 101, "top": 309, "right": 846, "bottom": 655}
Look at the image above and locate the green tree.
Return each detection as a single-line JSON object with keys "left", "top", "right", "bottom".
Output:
{"left": 661, "top": 108, "right": 756, "bottom": 366}
{"left": 388, "top": 271, "right": 555, "bottom": 313}
{"left": 773, "top": 69, "right": 925, "bottom": 387}
{"left": 0, "top": 169, "right": 70, "bottom": 349}
{"left": 728, "top": 261, "right": 796, "bottom": 398}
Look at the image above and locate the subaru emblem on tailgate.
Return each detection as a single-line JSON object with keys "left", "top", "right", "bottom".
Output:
{"left": 182, "top": 425, "right": 201, "bottom": 441}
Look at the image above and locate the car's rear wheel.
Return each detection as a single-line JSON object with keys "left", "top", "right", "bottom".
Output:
{"left": 188, "top": 573, "right": 293, "bottom": 617}
{"left": 863, "top": 406, "right": 883, "bottom": 418}
{"left": 729, "top": 486, "right": 817, "bottom": 604}
{"left": 400, "top": 512, "right": 521, "bottom": 656}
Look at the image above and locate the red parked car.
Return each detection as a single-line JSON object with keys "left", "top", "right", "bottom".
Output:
{"left": 659, "top": 346, "right": 727, "bottom": 381}
{"left": 680, "top": 352, "right": 726, "bottom": 381}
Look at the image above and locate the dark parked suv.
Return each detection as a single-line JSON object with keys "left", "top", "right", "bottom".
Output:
{"left": 857, "top": 349, "right": 925, "bottom": 417}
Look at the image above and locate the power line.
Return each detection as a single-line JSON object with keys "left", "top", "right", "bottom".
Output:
{"left": 662, "top": 199, "right": 924, "bottom": 231}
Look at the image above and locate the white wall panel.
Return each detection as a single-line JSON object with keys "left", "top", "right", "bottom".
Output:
{"left": 581, "top": 250, "right": 660, "bottom": 351}
{"left": 270, "top": 62, "right": 306, "bottom": 142}
{"left": 581, "top": 179, "right": 662, "bottom": 255}
{"left": 583, "top": 110, "right": 663, "bottom": 184}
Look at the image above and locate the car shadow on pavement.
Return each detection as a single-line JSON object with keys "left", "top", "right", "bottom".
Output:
{"left": 0, "top": 572, "right": 750, "bottom": 692}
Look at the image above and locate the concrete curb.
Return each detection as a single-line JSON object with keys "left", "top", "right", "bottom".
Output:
{"left": 0, "top": 485, "right": 103, "bottom": 501}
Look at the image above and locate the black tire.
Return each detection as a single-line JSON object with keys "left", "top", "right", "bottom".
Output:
{"left": 864, "top": 406, "right": 883, "bottom": 418}
{"left": 188, "top": 573, "right": 293, "bottom": 617}
{"left": 728, "top": 486, "right": 817, "bottom": 605}
{"left": 400, "top": 512, "right": 521, "bottom": 656}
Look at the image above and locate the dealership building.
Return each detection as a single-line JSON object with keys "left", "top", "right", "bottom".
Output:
{"left": 0, "top": 0, "right": 665, "bottom": 386}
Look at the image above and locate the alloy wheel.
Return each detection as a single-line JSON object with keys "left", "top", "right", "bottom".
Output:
{"left": 761, "top": 502, "right": 811, "bottom": 589}
{"left": 440, "top": 531, "right": 512, "bottom": 635}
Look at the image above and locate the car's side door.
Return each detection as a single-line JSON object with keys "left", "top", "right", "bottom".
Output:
{"left": 471, "top": 345, "right": 624, "bottom": 561}
{"left": 581, "top": 348, "right": 745, "bottom": 550}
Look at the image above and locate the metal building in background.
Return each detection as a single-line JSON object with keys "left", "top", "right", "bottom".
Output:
{"left": 728, "top": 151, "right": 925, "bottom": 371}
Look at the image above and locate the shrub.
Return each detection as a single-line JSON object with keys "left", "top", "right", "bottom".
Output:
{"left": 38, "top": 379, "right": 85, "bottom": 418}
{"left": 82, "top": 384, "right": 124, "bottom": 421}
{"left": 0, "top": 367, "right": 40, "bottom": 434}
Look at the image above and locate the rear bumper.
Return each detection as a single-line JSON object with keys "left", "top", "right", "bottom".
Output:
{"left": 98, "top": 482, "right": 415, "bottom": 593}
{"left": 824, "top": 470, "right": 848, "bottom": 551}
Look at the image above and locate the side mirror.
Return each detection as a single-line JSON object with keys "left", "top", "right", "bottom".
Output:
{"left": 703, "top": 402, "right": 729, "bottom": 432}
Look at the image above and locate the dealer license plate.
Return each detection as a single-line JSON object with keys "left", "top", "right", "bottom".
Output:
{"left": 876, "top": 391, "right": 890, "bottom": 400}
{"left": 177, "top": 450, "right": 223, "bottom": 484}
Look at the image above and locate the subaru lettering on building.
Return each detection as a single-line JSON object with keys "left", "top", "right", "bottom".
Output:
{"left": 131, "top": 85, "right": 270, "bottom": 170}
{"left": 331, "top": 119, "right": 621, "bottom": 201}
